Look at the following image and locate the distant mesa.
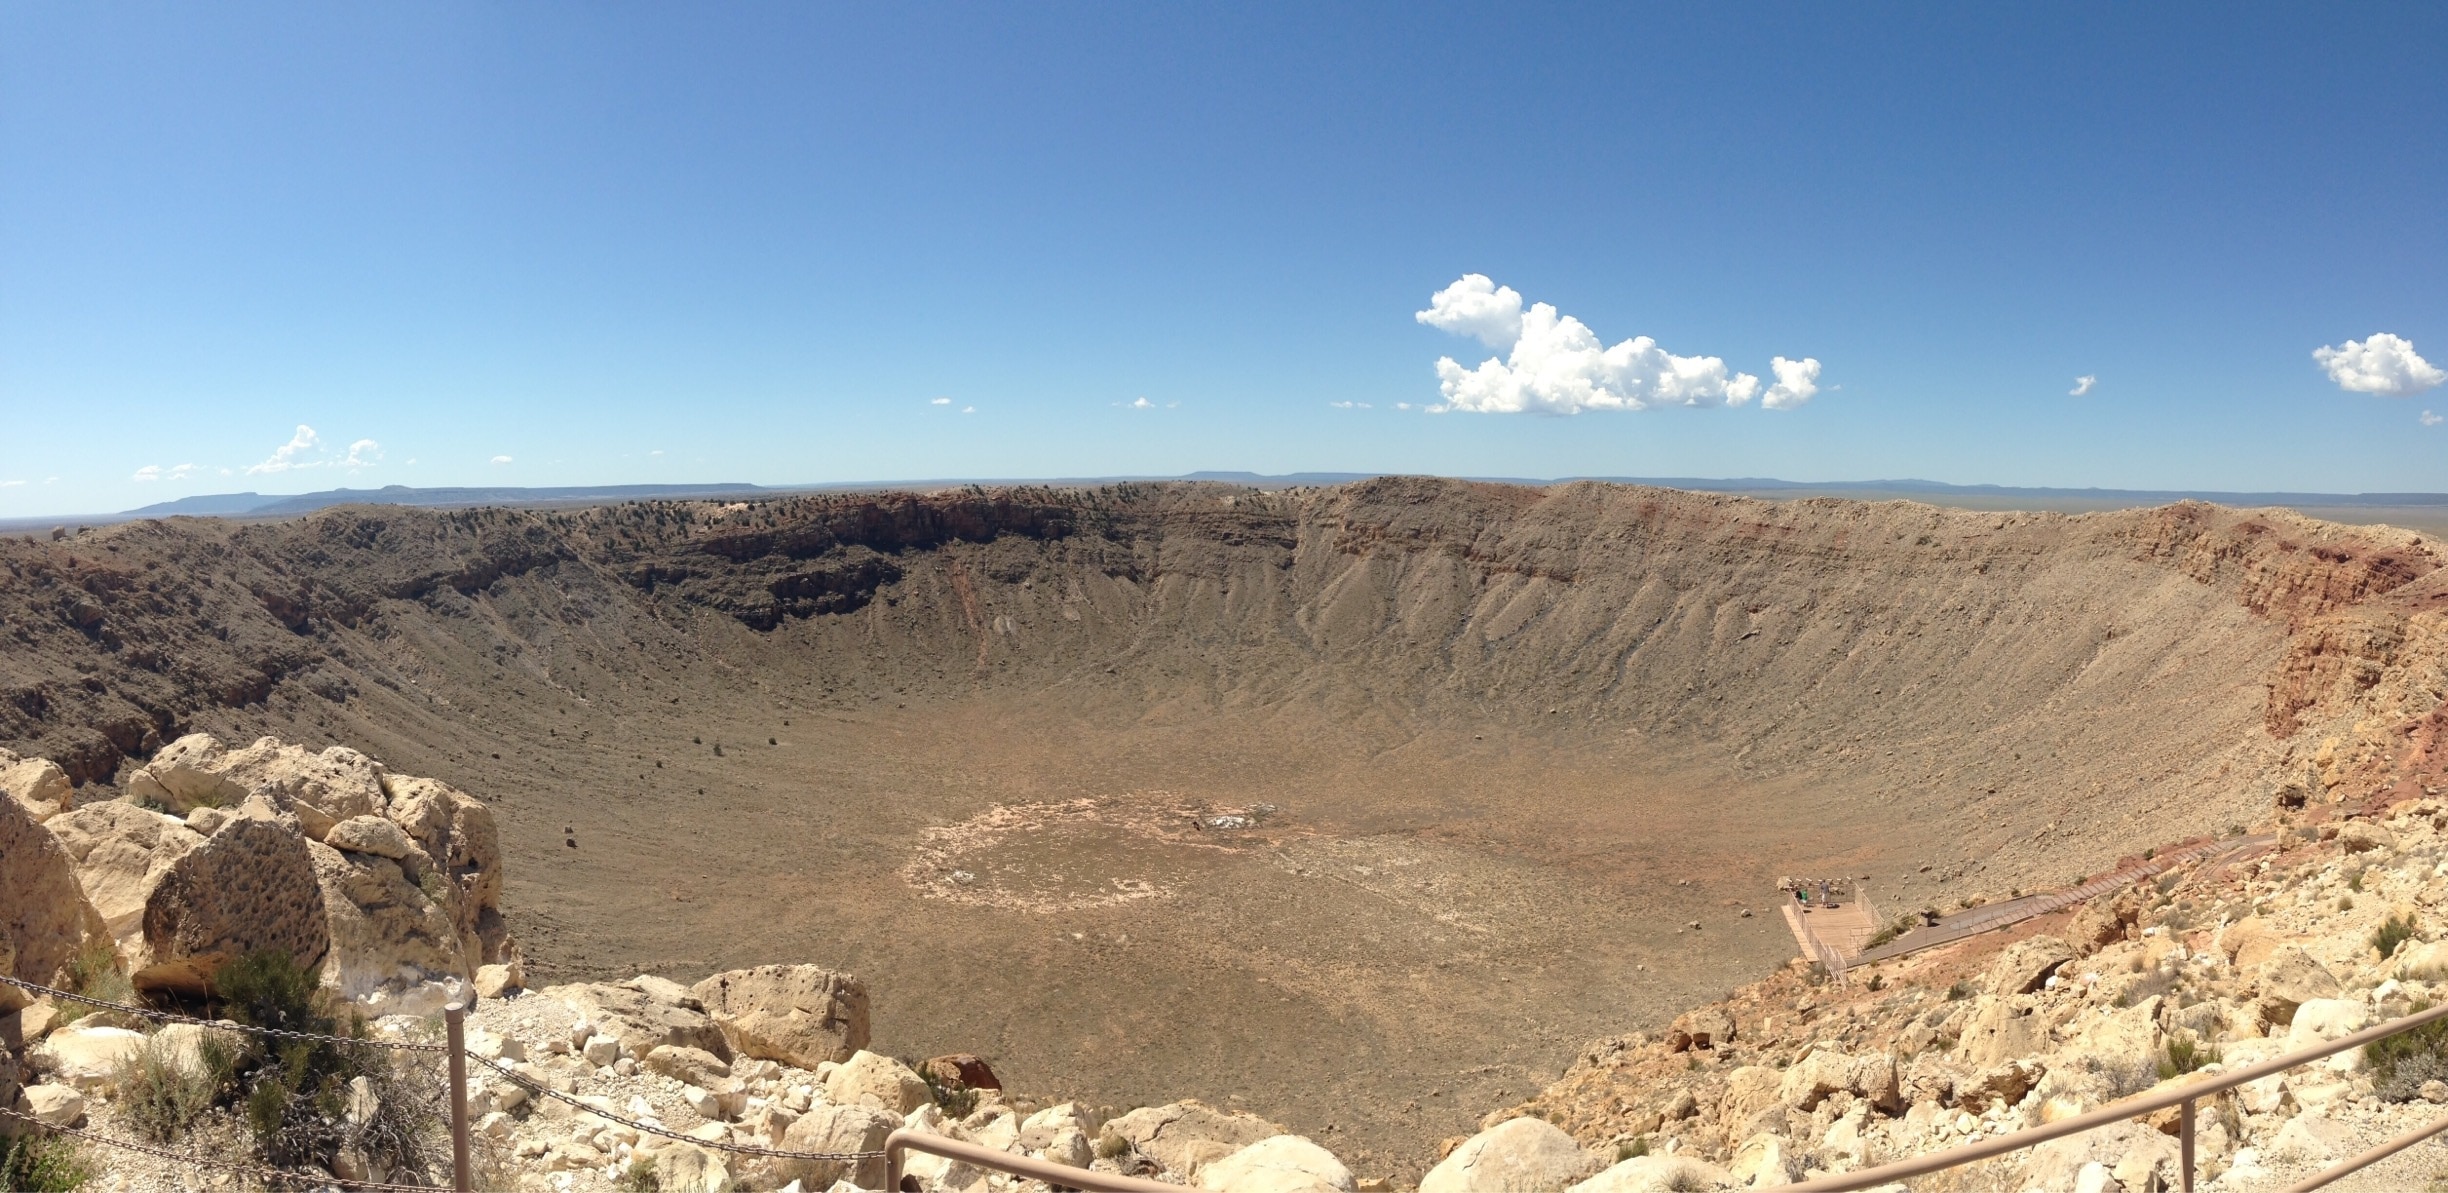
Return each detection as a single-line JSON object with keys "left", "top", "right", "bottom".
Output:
{"left": 122, "top": 483, "right": 771, "bottom": 519}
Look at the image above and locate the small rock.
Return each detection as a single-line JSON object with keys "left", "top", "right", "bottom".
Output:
{"left": 581, "top": 1034, "right": 621, "bottom": 1067}
{"left": 21, "top": 1083, "right": 86, "bottom": 1127}
{"left": 325, "top": 814, "right": 417, "bottom": 859}
{"left": 473, "top": 961, "right": 523, "bottom": 999}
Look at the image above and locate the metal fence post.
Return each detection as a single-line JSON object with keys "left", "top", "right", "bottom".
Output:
{"left": 2179, "top": 1097, "right": 2195, "bottom": 1193}
{"left": 446, "top": 998, "right": 473, "bottom": 1193}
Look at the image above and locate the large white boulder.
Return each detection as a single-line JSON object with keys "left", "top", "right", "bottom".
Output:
{"left": 0, "top": 786, "right": 110, "bottom": 1011}
{"left": 1565, "top": 1155, "right": 1736, "bottom": 1193}
{"left": 29, "top": 1023, "right": 145, "bottom": 1093}
{"left": 377, "top": 775, "right": 510, "bottom": 963}
{"left": 1730, "top": 1132, "right": 1799, "bottom": 1186}
{"left": 2287, "top": 998, "right": 2370, "bottom": 1052}
{"left": 124, "top": 734, "right": 248, "bottom": 814}
{"left": 304, "top": 836, "right": 470, "bottom": 1001}
{"left": 777, "top": 1103, "right": 896, "bottom": 1188}
{"left": 1107, "top": 1100, "right": 1288, "bottom": 1180}
{"left": 547, "top": 981, "right": 731, "bottom": 1060}
{"left": 44, "top": 801, "right": 204, "bottom": 944}
{"left": 1778, "top": 1049, "right": 1901, "bottom": 1113}
{"left": 691, "top": 964, "right": 869, "bottom": 1070}
{"left": 824, "top": 1049, "right": 932, "bottom": 1115}
{"left": 0, "top": 751, "right": 74, "bottom": 822}
{"left": 1198, "top": 1135, "right": 1355, "bottom": 1193}
{"left": 1419, "top": 1117, "right": 1597, "bottom": 1193}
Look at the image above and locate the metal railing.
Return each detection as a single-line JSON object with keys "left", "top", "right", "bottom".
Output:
{"left": 886, "top": 1129, "right": 1190, "bottom": 1193}
{"left": 0, "top": 972, "right": 884, "bottom": 1190}
{"left": 1784, "top": 999, "right": 2448, "bottom": 1192}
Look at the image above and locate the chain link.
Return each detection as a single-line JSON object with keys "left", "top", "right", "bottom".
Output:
{"left": 469, "top": 1054, "right": 888, "bottom": 1162}
{"left": 0, "top": 1103, "right": 453, "bottom": 1192}
{"left": 2, "top": 971, "right": 888, "bottom": 1168}
{"left": 0, "top": 973, "right": 451, "bottom": 1053}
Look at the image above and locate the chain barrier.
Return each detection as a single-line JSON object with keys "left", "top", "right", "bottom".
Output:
{"left": 0, "top": 973, "right": 450, "bottom": 1053}
{"left": 4, "top": 969, "right": 888, "bottom": 1173}
{"left": 468, "top": 1054, "right": 888, "bottom": 1162}
{"left": 0, "top": 1103, "right": 453, "bottom": 1192}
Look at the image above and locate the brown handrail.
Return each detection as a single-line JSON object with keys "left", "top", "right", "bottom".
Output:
{"left": 885, "top": 1127, "right": 1189, "bottom": 1193}
{"left": 1782, "top": 999, "right": 2448, "bottom": 1191}
{"left": 2281, "top": 1108, "right": 2448, "bottom": 1192}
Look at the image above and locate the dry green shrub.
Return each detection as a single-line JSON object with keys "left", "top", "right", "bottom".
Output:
{"left": 2368, "top": 1001, "right": 2448, "bottom": 1102}
{"left": 0, "top": 1135, "right": 93, "bottom": 1192}
{"left": 2375, "top": 913, "right": 2420, "bottom": 960}
{"left": 55, "top": 941, "right": 131, "bottom": 1025}
{"left": 113, "top": 1030, "right": 235, "bottom": 1142}
{"left": 210, "top": 950, "right": 446, "bottom": 1179}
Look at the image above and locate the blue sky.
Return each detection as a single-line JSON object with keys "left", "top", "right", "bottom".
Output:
{"left": 3, "top": 3, "right": 2443, "bottom": 516}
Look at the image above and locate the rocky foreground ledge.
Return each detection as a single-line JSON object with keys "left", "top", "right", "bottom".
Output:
{"left": 11, "top": 736, "right": 2448, "bottom": 1192}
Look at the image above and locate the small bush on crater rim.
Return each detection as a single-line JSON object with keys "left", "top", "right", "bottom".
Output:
{"left": 206, "top": 951, "right": 444, "bottom": 1178}
{"left": 0, "top": 1135, "right": 93, "bottom": 1192}
{"left": 2368, "top": 1000, "right": 2448, "bottom": 1102}
{"left": 113, "top": 1030, "right": 236, "bottom": 1143}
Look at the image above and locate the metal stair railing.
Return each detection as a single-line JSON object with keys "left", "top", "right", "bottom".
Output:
{"left": 886, "top": 1128, "right": 1189, "bottom": 1193}
{"left": 1783, "top": 999, "right": 2448, "bottom": 1193}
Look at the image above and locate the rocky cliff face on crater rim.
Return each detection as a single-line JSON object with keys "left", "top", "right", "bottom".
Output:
{"left": 3, "top": 476, "right": 2447, "bottom": 1180}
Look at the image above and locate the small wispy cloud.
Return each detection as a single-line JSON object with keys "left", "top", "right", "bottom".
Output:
{"left": 1130, "top": 397, "right": 1153, "bottom": 409}
{"left": 962, "top": 405, "right": 976, "bottom": 414}
{"left": 2423, "top": 410, "right": 2443, "bottom": 427}
{"left": 344, "top": 439, "right": 381, "bottom": 467}
{"left": 490, "top": 455, "right": 514, "bottom": 465}
{"left": 1329, "top": 401, "right": 1373, "bottom": 409}
{"left": 931, "top": 397, "right": 952, "bottom": 406}
{"left": 1416, "top": 274, "right": 1822, "bottom": 414}
{"left": 2315, "top": 333, "right": 2444, "bottom": 396}
{"left": 0, "top": 480, "right": 24, "bottom": 488}
{"left": 132, "top": 463, "right": 202, "bottom": 483}
{"left": 650, "top": 449, "right": 666, "bottom": 456}
{"left": 2069, "top": 375, "right": 2098, "bottom": 397}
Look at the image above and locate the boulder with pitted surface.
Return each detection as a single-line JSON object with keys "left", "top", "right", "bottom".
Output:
{"left": 130, "top": 817, "right": 329, "bottom": 995}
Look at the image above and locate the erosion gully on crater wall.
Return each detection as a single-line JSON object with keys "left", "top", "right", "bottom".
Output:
{"left": 2, "top": 476, "right": 2444, "bottom": 1174}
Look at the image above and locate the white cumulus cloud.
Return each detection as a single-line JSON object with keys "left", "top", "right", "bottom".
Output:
{"left": 2314, "top": 333, "right": 2444, "bottom": 396}
{"left": 1415, "top": 274, "right": 1820, "bottom": 413}
{"left": 1764, "top": 357, "right": 1821, "bottom": 410}
{"left": 2424, "top": 410, "right": 2443, "bottom": 427}
{"left": 132, "top": 463, "right": 201, "bottom": 483}
{"left": 246, "top": 425, "right": 322, "bottom": 474}
{"left": 344, "top": 439, "right": 381, "bottom": 467}
{"left": 931, "top": 397, "right": 951, "bottom": 405}
{"left": 490, "top": 455, "right": 514, "bottom": 465}
{"left": 2070, "top": 375, "right": 2097, "bottom": 397}
{"left": 1414, "top": 274, "right": 1526, "bottom": 348}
